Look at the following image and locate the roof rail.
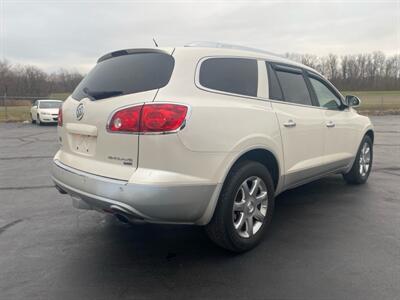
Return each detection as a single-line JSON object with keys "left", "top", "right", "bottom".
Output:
{"left": 184, "top": 41, "right": 283, "bottom": 57}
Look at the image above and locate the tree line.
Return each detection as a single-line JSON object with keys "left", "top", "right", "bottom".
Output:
{"left": 0, "top": 51, "right": 399, "bottom": 98}
{"left": 285, "top": 51, "right": 400, "bottom": 91}
{"left": 0, "top": 60, "right": 83, "bottom": 98}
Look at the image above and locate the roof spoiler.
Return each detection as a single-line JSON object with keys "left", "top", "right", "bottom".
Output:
{"left": 97, "top": 48, "right": 169, "bottom": 63}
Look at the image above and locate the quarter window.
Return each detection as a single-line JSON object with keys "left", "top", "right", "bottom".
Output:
{"left": 275, "top": 69, "right": 312, "bottom": 106}
{"left": 309, "top": 77, "right": 341, "bottom": 110}
{"left": 199, "top": 58, "right": 258, "bottom": 97}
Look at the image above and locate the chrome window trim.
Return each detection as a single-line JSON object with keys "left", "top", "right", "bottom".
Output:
{"left": 194, "top": 55, "right": 342, "bottom": 111}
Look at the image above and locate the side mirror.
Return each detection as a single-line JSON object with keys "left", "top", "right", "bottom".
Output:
{"left": 344, "top": 95, "right": 361, "bottom": 107}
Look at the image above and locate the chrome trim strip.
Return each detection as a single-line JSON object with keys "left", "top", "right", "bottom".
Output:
{"left": 53, "top": 159, "right": 128, "bottom": 184}
{"left": 284, "top": 158, "right": 352, "bottom": 189}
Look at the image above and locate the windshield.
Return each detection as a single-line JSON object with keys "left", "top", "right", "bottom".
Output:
{"left": 72, "top": 52, "right": 175, "bottom": 101}
{"left": 39, "top": 101, "right": 62, "bottom": 109}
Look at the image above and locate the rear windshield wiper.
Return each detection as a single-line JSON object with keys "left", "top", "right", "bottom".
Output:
{"left": 82, "top": 87, "right": 123, "bottom": 100}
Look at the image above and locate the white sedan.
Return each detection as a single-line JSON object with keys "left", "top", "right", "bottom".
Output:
{"left": 31, "top": 99, "right": 62, "bottom": 125}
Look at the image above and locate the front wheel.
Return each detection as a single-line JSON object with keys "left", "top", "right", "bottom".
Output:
{"left": 31, "top": 113, "right": 36, "bottom": 124}
{"left": 343, "top": 135, "right": 373, "bottom": 184}
{"left": 205, "top": 160, "right": 275, "bottom": 252}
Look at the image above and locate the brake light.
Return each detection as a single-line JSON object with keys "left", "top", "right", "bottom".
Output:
{"left": 108, "top": 103, "right": 188, "bottom": 133}
{"left": 58, "top": 106, "right": 63, "bottom": 126}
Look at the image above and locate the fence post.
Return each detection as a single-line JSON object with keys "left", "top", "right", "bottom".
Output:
{"left": 3, "top": 90, "right": 7, "bottom": 122}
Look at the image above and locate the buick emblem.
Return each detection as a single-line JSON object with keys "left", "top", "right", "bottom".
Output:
{"left": 76, "top": 103, "right": 85, "bottom": 120}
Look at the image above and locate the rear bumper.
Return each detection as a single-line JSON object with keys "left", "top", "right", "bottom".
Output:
{"left": 51, "top": 160, "right": 217, "bottom": 224}
{"left": 40, "top": 117, "right": 58, "bottom": 123}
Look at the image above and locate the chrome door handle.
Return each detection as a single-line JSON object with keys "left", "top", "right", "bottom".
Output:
{"left": 283, "top": 120, "right": 296, "bottom": 128}
{"left": 326, "top": 121, "right": 335, "bottom": 128}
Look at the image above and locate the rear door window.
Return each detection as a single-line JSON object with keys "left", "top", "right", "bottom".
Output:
{"left": 72, "top": 52, "right": 175, "bottom": 101}
{"left": 274, "top": 66, "right": 312, "bottom": 106}
{"left": 199, "top": 57, "right": 258, "bottom": 97}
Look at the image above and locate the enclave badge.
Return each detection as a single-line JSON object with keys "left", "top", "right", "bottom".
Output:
{"left": 76, "top": 103, "right": 85, "bottom": 120}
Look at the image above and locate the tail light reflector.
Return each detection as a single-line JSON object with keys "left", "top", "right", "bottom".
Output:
{"left": 108, "top": 103, "right": 188, "bottom": 133}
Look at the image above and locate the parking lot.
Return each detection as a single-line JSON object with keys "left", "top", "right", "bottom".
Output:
{"left": 0, "top": 116, "right": 399, "bottom": 300}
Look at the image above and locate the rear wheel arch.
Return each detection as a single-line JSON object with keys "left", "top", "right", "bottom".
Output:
{"left": 228, "top": 149, "right": 280, "bottom": 191}
{"left": 365, "top": 129, "right": 374, "bottom": 144}
{"left": 197, "top": 148, "right": 281, "bottom": 226}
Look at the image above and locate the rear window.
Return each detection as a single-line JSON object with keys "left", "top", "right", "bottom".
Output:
{"left": 72, "top": 52, "right": 174, "bottom": 101}
{"left": 199, "top": 57, "right": 258, "bottom": 97}
{"left": 39, "top": 101, "right": 62, "bottom": 108}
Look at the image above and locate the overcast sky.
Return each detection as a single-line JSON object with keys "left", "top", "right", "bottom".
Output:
{"left": 1, "top": 0, "right": 399, "bottom": 73}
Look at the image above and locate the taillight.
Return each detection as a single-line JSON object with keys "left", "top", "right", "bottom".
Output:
{"left": 58, "top": 106, "right": 63, "bottom": 126}
{"left": 109, "top": 105, "right": 142, "bottom": 132}
{"left": 108, "top": 103, "right": 188, "bottom": 134}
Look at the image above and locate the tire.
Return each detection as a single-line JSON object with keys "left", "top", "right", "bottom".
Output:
{"left": 31, "top": 114, "right": 36, "bottom": 124}
{"left": 205, "top": 160, "right": 275, "bottom": 252}
{"left": 343, "top": 135, "right": 373, "bottom": 184}
{"left": 36, "top": 114, "right": 41, "bottom": 125}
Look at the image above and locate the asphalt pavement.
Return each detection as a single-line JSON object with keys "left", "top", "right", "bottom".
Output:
{"left": 0, "top": 116, "right": 399, "bottom": 300}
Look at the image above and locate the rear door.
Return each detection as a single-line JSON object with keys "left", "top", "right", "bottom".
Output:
{"left": 306, "top": 73, "right": 357, "bottom": 167}
{"left": 267, "top": 63, "right": 326, "bottom": 188}
{"left": 57, "top": 50, "right": 174, "bottom": 180}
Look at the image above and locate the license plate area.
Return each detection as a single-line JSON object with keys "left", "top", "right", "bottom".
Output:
{"left": 69, "top": 134, "right": 97, "bottom": 156}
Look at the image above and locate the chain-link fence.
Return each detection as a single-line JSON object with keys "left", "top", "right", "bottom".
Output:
{"left": 0, "top": 95, "right": 66, "bottom": 122}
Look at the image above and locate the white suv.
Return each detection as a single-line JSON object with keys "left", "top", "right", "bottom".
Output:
{"left": 51, "top": 44, "right": 374, "bottom": 252}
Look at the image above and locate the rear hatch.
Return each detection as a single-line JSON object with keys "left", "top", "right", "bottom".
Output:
{"left": 57, "top": 49, "right": 175, "bottom": 180}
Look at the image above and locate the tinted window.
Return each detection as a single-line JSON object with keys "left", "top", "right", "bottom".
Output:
{"left": 275, "top": 70, "right": 312, "bottom": 105}
{"left": 266, "top": 63, "right": 283, "bottom": 100}
{"left": 309, "top": 77, "right": 341, "bottom": 110}
{"left": 72, "top": 52, "right": 174, "bottom": 101}
{"left": 39, "top": 101, "right": 62, "bottom": 109}
{"left": 199, "top": 58, "right": 258, "bottom": 97}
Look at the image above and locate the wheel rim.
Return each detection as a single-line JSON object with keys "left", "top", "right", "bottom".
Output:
{"left": 359, "top": 142, "right": 371, "bottom": 177}
{"left": 232, "top": 176, "right": 268, "bottom": 238}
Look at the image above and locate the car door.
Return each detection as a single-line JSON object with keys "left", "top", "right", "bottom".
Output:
{"left": 267, "top": 63, "right": 326, "bottom": 188}
{"left": 31, "top": 100, "right": 38, "bottom": 120}
{"left": 306, "top": 73, "right": 357, "bottom": 169}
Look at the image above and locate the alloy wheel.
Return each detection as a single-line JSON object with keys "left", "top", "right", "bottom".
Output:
{"left": 359, "top": 142, "right": 371, "bottom": 177}
{"left": 232, "top": 176, "right": 268, "bottom": 238}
